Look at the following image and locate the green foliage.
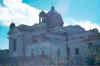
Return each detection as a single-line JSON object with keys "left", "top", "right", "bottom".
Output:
{"left": 86, "top": 55, "right": 96, "bottom": 65}
{"left": 0, "top": 49, "right": 9, "bottom": 64}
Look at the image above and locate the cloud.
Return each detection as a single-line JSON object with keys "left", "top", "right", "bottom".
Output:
{"left": 64, "top": 18, "right": 100, "bottom": 31}
{"left": 0, "top": 0, "right": 41, "bottom": 26}
{"left": 55, "top": 0, "right": 100, "bottom": 31}
{"left": 0, "top": 0, "right": 99, "bottom": 32}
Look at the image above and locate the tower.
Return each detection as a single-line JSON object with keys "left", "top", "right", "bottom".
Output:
{"left": 8, "top": 22, "right": 16, "bottom": 56}
{"left": 39, "top": 10, "right": 46, "bottom": 23}
{"left": 9, "top": 22, "right": 16, "bottom": 33}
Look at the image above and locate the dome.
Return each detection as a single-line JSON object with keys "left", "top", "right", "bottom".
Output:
{"left": 46, "top": 6, "right": 64, "bottom": 28}
{"left": 10, "top": 22, "right": 16, "bottom": 29}
{"left": 39, "top": 10, "right": 46, "bottom": 17}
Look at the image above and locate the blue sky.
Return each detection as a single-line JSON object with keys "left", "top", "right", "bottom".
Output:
{"left": 23, "top": 0, "right": 100, "bottom": 23}
{"left": 0, "top": 0, "right": 100, "bottom": 49}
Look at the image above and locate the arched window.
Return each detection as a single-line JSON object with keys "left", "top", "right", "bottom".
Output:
{"left": 41, "top": 50, "right": 45, "bottom": 56}
{"left": 88, "top": 42, "right": 93, "bottom": 48}
{"left": 31, "top": 49, "right": 34, "bottom": 57}
{"left": 57, "top": 48, "right": 60, "bottom": 57}
{"left": 13, "top": 39, "right": 16, "bottom": 51}
{"left": 67, "top": 48, "right": 70, "bottom": 56}
{"left": 75, "top": 48, "right": 79, "bottom": 55}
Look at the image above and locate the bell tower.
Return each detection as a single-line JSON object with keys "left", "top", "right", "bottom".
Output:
{"left": 39, "top": 10, "right": 46, "bottom": 23}
{"left": 10, "top": 22, "right": 16, "bottom": 30}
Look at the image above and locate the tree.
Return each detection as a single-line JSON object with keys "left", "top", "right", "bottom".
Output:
{"left": 86, "top": 43, "right": 96, "bottom": 65}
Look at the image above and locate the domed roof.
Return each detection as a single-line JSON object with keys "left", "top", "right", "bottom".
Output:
{"left": 10, "top": 22, "right": 16, "bottom": 29}
{"left": 39, "top": 10, "right": 46, "bottom": 17}
{"left": 47, "top": 6, "right": 60, "bottom": 17}
{"left": 46, "top": 6, "right": 64, "bottom": 28}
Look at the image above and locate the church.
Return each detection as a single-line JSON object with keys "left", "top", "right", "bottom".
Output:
{"left": 8, "top": 6, "right": 100, "bottom": 65}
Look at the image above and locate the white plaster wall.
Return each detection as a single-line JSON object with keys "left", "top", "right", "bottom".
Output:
{"left": 9, "top": 26, "right": 100, "bottom": 58}
{"left": 25, "top": 40, "right": 67, "bottom": 57}
{"left": 16, "top": 36, "right": 23, "bottom": 56}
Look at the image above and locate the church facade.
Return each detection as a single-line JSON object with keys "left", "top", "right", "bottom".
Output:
{"left": 8, "top": 6, "right": 100, "bottom": 65}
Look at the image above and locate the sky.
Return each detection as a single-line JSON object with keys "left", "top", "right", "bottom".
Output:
{"left": 0, "top": 0, "right": 100, "bottom": 49}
